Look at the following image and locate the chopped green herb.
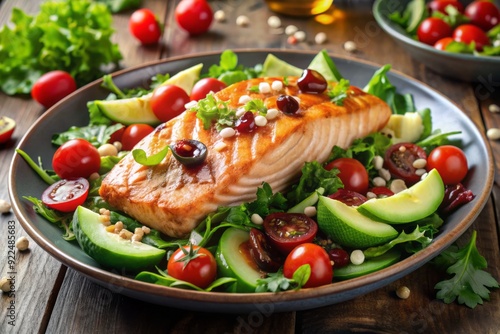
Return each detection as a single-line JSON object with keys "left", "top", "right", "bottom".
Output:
{"left": 328, "top": 78, "right": 350, "bottom": 106}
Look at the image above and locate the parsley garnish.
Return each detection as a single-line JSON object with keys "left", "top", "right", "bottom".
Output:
{"left": 328, "top": 78, "right": 351, "bottom": 106}
{"left": 244, "top": 99, "right": 267, "bottom": 115}
{"left": 255, "top": 265, "right": 310, "bottom": 292}
{"left": 187, "top": 94, "right": 236, "bottom": 131}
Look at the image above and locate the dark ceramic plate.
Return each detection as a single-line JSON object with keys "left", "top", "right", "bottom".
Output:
{"left": 373, "top": 0, "right": 500, "bottom": 82}
{"left": 9, "top": 50, "right": 494, "bottom": 313}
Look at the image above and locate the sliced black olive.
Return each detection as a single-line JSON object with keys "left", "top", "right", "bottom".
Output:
{"left": 170, "top": 139, "right": 207, "bottom": 167}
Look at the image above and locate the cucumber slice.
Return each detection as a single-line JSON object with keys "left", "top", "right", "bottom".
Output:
{"left": 215, "top": 228, "right": 264, "bottom": 293}
{"left": 287, "top": 187, "right": 324, "bottom": 214}
{"left": 405, "top": 0, "right": 427, "bottom": 34}
{"left": 334, "top": 250, "right": 401, "bottom": 280}
{"left": 72, "top": 206, "right": 166, "bottom": 272}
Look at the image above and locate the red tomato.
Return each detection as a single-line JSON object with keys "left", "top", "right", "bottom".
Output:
{"left": 263, "top": 213, "right": 318, "bottom": 255}
{"left": 175, "top": 0, "right": 213, "bottom": 35}
{"left": 121, "top": 124, "right": 155, "bottom": 151}
{"left": 108, "top": 126, "right": 125, "bottom": 144}
{"left": 129, "top": 8, "right": 162, "bottom": 45}
{"left": 41, "top": 178, "right": 89, "bottom": 212}
{"left": 167, "top": 245, "right": 217, "bottom": 289}
{"left": 328, "top": 189, "right": 367, "bottom": 206}
{"left": 428, "top": 0, "right": 464, "bottom": 14}
{"left": 434, "top": 36, "right": 454, "bottom": 50}
{"left": 368, "top": 186, "right": 394, "bottom": 198}
{"left": 324, "top": 157, "right": 369, "bottom": 194}
{"left": 283, "top": 243, "right": 333, "bottom": 289}
{"left": 384, "top": 143, "right": 427, "bottom": 186}
{"left": 465, "top": 1, "right": 500, "bottom": 31}
{"left": 0, "top": 116, "right": 16, "bottom": 144}
{"left": 52, "top": 139, "right": 100, "bottom": 179}
{"left": 417, "top": 18, "right": 453, "bottom": 46}
{"left": 31, "top": 71, "right": 77, "bottom": 108}
{"left": 150, "top": 85, "right": 190, "bottom": 123}
{"left": 426, "top": 145, "right": 468, "bottom": 185}
{"left": 190, "top": 78, "right": 227, "bottom": 101}
{"left": 453, "top": 24, "right": 490, "bottom": 51}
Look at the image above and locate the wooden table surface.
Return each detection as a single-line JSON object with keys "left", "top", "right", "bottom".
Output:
{"left": 1, "top": 0, "right": 499, "bottom": 333}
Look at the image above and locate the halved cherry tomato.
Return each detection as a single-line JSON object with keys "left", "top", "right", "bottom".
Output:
{"left": 190, "top": 78, "right": 227, "bottom": 101}
{"left": 428, "top": 0, "right": 464, "bottom": 14}
{"left": 263, "top": 213, "right": 318, "bottom": 255}
{"left": 434, "top": 36, "right": 454, "bottom": 51}
{"left": 175, "top": 0, "right": 213, "bottom": 35}
{"left": 129, "top": 8, "right": 162, "bottom": 45}
{"left": 465, "top": 1, "right": 500, "bottom": 31}
{"left": 426, "top": 145, "right": 468, "bottom": 185}
{"left": 121, "top": 124, "right": 155, "bottom": 151}
{"left": 248, "top": 228, "right": 283, "bottom": 272}
{"left": 150, "top": 85, "right": 190, "bottom": 123}
{"left": 283, "top": 243, "right": 333, "bottom": 288}
{"left": 384, "top": 143, "right": 427, "bottom": 186}
{"left": 52, "top": 139, "right": 100, "bottom": 179}
{"left": 31, "top": 71, "right": 77, "bottom": 108}
{"left": 41, "top": 178, "right": 89, "bottom": 212}
{"left": 325, "top": 157, "right": 369, "bottom": 194}
{"left": 0, "top": 116, "right": 16, "bottom": 144}
{"left": 417, "top": 18, "right": 453, "bottom": 46}
{"left": 167, "top": 245, "right": 217, "bottom": 289}
{"left": 368, "top": 186, "right": 394, "bottom": 198}
{"left": 328, "top": 189, "right": 367, "bottom": 206}
{"left": 452, "top": 24, "right": 490, "bottom": 51}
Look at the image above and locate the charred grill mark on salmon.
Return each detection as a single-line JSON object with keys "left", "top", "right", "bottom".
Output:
{"left": 99, "top": 77, "right": 392, "bottom": 238}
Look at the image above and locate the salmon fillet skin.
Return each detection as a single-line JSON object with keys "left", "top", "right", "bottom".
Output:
{"left": 99, "top": 77, "right": 391, "bottom": 238}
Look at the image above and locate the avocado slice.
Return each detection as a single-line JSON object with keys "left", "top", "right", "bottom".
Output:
{"left": 307, "top": 49, "right": 343, "bottom": 82}
{"left": 357, "top": 169, "right": 444, "bottom": 224}
{"left": 95, "top": 63, "right": 203, "bottom": 126}
{"left": 334, "top": 250, "right": 401, "bottom": 280}
{"left": 317, "top": 196, "right": 399, "bottom": 248}
{"left": 261, "top": 54, "right": 303, "bottom": 77}
{"left": 72, "top": 206, "right": 166, "bottom": 272}
{"left": 215, "top": 228, "right": 264, "bottom": 293}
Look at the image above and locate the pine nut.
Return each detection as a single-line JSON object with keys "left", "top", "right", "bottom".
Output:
{"left": 396, "top": 286, "right": 411, "bottom": 299}
{"left": 15, "top": 236, "right": 29, "bottom": 251}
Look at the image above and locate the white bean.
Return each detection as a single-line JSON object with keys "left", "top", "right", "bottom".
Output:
{"left": 350, "top": 250, "right": 365, "bottom": 265}
{"left": 487, "top": 128, "right": 500, "bottom": 140}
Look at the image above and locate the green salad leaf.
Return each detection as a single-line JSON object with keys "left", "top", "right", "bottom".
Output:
{"left": 0, "top": 0, "right": 122, "bottom": 95}
{"left": 23, "top": 196, "right": 74, "bottom": 241}
{"left": 52, "top": 123, "right": 124, "bottom": 148}
{"left": 94, "top": 0, "right": 141, "bottom": 13}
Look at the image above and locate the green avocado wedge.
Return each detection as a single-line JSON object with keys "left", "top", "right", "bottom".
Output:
{"left": 215, "top": 228, "right": 264, "bottom": 293}
{"left": 357, "top": 169, "right": 445, "bottom": 224}
{"left": 317, "top": 196, "right": 399, "bottom": 248}
{"left": 95, "top": 63, "right": 203, "bottom": 126}
{"left": 72, "top": 206, "right": 166, "bottom": 272}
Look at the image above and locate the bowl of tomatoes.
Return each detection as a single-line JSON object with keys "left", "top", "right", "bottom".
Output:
{"left": 373, "top": 0, "right": 500, "bottom": 82}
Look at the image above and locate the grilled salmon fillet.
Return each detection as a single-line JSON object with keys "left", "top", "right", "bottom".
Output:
{"left": 100, "top": 77, "right": 391, "bottom": 238}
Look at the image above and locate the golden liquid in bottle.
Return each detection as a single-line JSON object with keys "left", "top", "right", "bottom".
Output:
{"left": 265, "top": 0, "right": 334, "bottom": 17}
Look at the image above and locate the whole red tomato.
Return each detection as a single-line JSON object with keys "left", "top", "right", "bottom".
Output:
{"left": 428, "top": 0, "right": 465, "bottom": 14}
{"left": 175, "top": 0, "right": 213, "bottom": 35}
{"left": 324, "top": 157, "right": 369, "bottom": 194}
{"left": 434, "top": 36, "right": 454, "bottom": 50}
{"left": 52, "top": 139, "right": 100, "bottom": 179}
{"left": 417, "top": 18, "right": 453, "bottom": 46}
{"left": 121, "top": 124, "right": 155, "bottom": 151}
{"left": 453, "top": 24, "right": 490, "bottom": 51}
{"left": 283, "top": 243, "right": 333, "bottom": 288}
{"left": 190, "top": 78, "right": 227, "bottom": 101}
{"left": 167, "top": 245, "right": 217, "bottom": 289}
{"left": 426, "top": 145, "right": 468, "bottom": 185}
{"left": 465, "top": 1, "right": 500, "bottom": 31}
{"left": 32, "top": 71, "right": 77, "bottom": 108}
{"left": 129, "top": 8, "right": 162, "bottom": 45}
{"left": 150, "top": 85, "right": 190, "bottom": 122}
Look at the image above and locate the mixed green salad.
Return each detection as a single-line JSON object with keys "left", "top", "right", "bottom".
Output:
{"left": 17, "top": 50, "right": 498, "bottom": 308}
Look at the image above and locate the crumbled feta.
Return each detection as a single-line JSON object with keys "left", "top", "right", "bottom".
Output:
{"left": 266, "top": 108, "right": 279, "bottom": 120}
{"left": 271, "top": 80, "right": 283, "bottom": 91}
{"left": 255, "top": 115, "right": 268, "bottom": 127}
{"left": 238, "top": 95, "right": 252, "bottom": 104}
{"left": 259, "top": 82, "right": 271, "bottom": 94}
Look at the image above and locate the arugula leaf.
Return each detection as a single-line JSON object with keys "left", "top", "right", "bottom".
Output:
{"left": 52, "top": 123, "right": 124, "bottom": 147}
{"left": 416, "top": 130, "right": 462, "bottom": 153}
{"left": 205, "top": 50, "right": 261, "bottom": 85}
{"left": 364, "top": 225, "right": 432, "bottom": 258}
{"left": 434, "top": 230, "right": 499, "bottom": 308}
{"left": 132, "top": 146, "right": 170, "bottom": 166}
{"left": 0, "top": 0, "right": 122, "bottom": 95}
{"left": 23, "top": 196, "right": 75, "bottom": 241}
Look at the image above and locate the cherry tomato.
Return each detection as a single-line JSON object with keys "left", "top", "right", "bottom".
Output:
{"left": 328, "top": 189, "right": 367, "bottom": 206}
{"left": 465, "top": 1, "right": 500, "bottom": 31}
{"left": 190, "top": 78, "right": 227, "bottom": 101}
{"left": 283, "top": 243, "right": 333, "bottom": 288}
{"left": 175, "top": 0, "right": 213, "bottom": 35}
{"left": 426, "top": 145, "right": 468, "bottom": 185}
{"left": 52, "top": 139, "right": 100, "bottom": 179}
{"left": 31, "top": 71, "right": 77, "bottom": 108}
{"left": 41, "top": 178, "right": 89, "bottom": 212}
{"left": 129, "top": 8, "right": 162, "bottom": 45}
{"left": 428, "top": 0, "right": 464, "bottom": 14}
{"left": 384, "top": 143, "right": 427, "bottom": 186}
{"left": 453, "top": 24, "right": 490, "bottom": 51}
{"left": 263, "top": 213, "right": 318, "bottom": 255}
{"left": 434, "top": 36, "right": 454, "bottom": 50}
{"left": 167, "top": 245, "right": 217, "bottom": 289}
{"left": 368, "top": 186, "right": 394, "bottom": 198}
{"left": 325, "top": 157, "right": 369, "bottom": 194}
{"left": 108, "top": 126, "right": 125, "bottom": 144}
{"left": 121, "top": 124, "right": 155, "bottom": 151}
{"left": 150, "top": 85, "right": 190, "bottom": 123}
{"left": 0, "top": 116, "right": 16, "bottom": 144}
{"left": 417, "top": 18, "right": 453, "bottom": 46}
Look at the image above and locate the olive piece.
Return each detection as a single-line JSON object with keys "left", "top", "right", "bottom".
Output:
{"left": 297, "top": 69, "right": 327, "bottom": 94}
{"left": 248, "top": 228, "right": 283, "bottom": 273}
{"left": 276, "top": 94, "right": 299, "bottom": 114}
{"left": 170, "top": 139, "right": 207, "bottom": 167}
